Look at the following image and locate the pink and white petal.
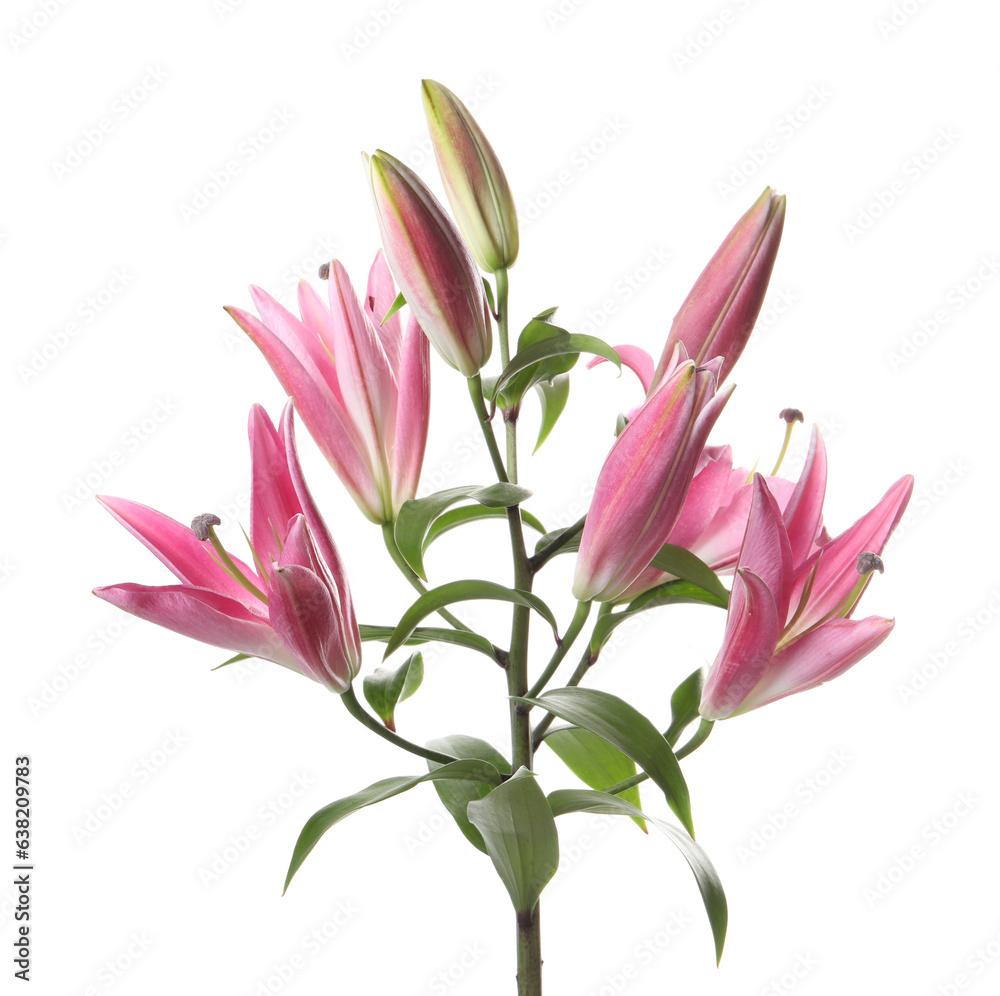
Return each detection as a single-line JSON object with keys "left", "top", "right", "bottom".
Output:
{"left": 782, "top": 426, "right": 828, "bottom": 568}
{"left": 93, "top": 583, "right": 297, "bottom": 668}
{"left": 391, "top": 314, "right": 431, "bottom": 514}
{"left": 667, "top": 445, "right": 736, "bottom": 551}
{"left": 97, "top": 496, "right": 263, "bottom": 609}
{"left": 365, "top": 249, "right": 404, "bottom": 371}
{"left": 735, "top": 616, "right": 894, "bottom": 714}
{"left": 735, "top": 476, "right": 792, "bottom": 618}
{"left": 248, "top": 404, "right": 301, "bottom": 569}
{"left": 788, "top": 475, "right": 913, "bottom": 633}
{"left": 700, "top": 569, "right": 782, "bottom": 720}
{"left": 586, "top": 345, "right": 655, "bottom": 395}
{"left": 295, "top": 281, "right": 348, "bottom": 409}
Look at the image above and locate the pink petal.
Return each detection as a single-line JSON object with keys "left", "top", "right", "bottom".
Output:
{"left": 365, "top": 249, "right": 404, "bottom": 372}
{"left": 735, "top": 616, "right": 894, "bottom": 714}
{"left": 295, "top": 281, "right": 347, "bottom": 410}
{"left": 248, "top": 404, "right": 301, "bottom": 570}
{"left": 699, "top": 568, "right": 782, "bottom": 720}
{"left": 736, "top": 476, "right": 793, "bottom": 620}
{"left": 97, "top": 496, "right": 263, "bottom": 611}
{"left": 782, "top": 426, "right": 828, "bottom": 567}
{"left": 391, "top": 314, "right": 431, "bottom": 515}
{"left": 586, "top": 345, "right": 655, "bottom": 394}
{"left": 93, "top": 583, "right": 297, "bottom": 668}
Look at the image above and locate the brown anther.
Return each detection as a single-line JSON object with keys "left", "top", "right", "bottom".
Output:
{"left": 191, "top": 513, "right": 222, "bottom": 541}
{"left": 318, "top": 262, "right": 330, "bottom": 280}
{"left": 857, "top": 552, "right": 884, "bottom": 575}
{"left": 779, "top": 408, "right": 804, "bottom": 424}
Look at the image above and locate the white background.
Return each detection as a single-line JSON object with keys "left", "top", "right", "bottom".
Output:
{"left": 4, "top": 0, "right": 999, "bottom": 993}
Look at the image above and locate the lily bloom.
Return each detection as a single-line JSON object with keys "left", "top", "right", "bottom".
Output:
{"left": 368, "top": 149, "right": 492, "bottom": 377}
{"left": 573, "top": 346, "right": 733, "bottom": 602}
{"left": 422, "top": 79, "right": 519, "bottom": 272}
{"left": 699, "top": 471, "right": 913, "bottom": 720}
{"left": 93, "top": 405, "right": 362, "bottom": 693}
{"left": 226, "top": 251, "right": 430, "bottom": 524}
{"left": 619, "top": 424, "right": 829, "bottom": 599}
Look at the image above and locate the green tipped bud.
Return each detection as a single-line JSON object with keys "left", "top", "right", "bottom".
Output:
{"left": 422, "top": 79, "right": 519, "bottom": 273}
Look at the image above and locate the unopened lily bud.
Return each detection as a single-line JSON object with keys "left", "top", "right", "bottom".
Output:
{"left": 369, "top": 149, "right": 492, "bottom": 377}
{"left": 422, "top": 79, "right": 519, "bottom": 272}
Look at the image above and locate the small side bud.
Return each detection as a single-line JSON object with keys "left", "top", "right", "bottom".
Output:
{"left": 191, "top": 513, "right": 222, "bottom": 541}
{"left": 857, "top": 552, "right": 884, "bottom": 575}
{"left": 318, "top": 261, "right": 330, "bottom": 280}
{"left": 780, "top": 407, "right": 804, "bottom": 424}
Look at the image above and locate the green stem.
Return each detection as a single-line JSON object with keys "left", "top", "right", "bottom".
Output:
{"left": 340, "top": 687, "right": 458, "bottom": 766}
{"left": 496, "top": 267, "right": 511, "bottom": 368}
{"left": 467, "top": 375, "right": 509, "bottom": 483}
{"left": 526, "top": 600, "right": 591, "bottom": 701}
{"left": 516, "top": 908, "right": 542, "bottom": 996}
{"left": 381, "top": 523, "right": 471, "bottom": 633}
{"left": 527, "top": 515, "right": 587, "bottom": 574}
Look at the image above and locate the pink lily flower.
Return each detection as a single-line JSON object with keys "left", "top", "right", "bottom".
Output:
{"left": 651, "top": 187, "right": 786, "bottom": 389}
{"left": 619, "top": 424, "right": 829, "bottom": 599}
{"left": 368, "top": 149, "right": 492, "bottom": 378}
{"left": 572, "top": 346, "right": 733, "bottom": 602}
{"left": 93, "top": 404, "right": 362, "bottom": 693}
{"left": 226, "top": 251, "right": 430, "bottom": 524}
{"left": 699, "top": 471, "right": 913, "bottom": 720}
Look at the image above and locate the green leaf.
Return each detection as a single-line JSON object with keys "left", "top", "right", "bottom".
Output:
{"left": 423, "top": 505, "right": 546, "bottom": 553}
{"left": 491, "top": 329, "right": 621, "bottom": 405}
{"left": 533, "top": 526, "right": 582, "bottom": 559}
{"left": 381, "top": 291, "right": 406, "bottom": 325}
{"left": 648, "top": 544, "right": 730, "bottom": 604}
{"left": 544, "top": 727, "right": 644, "bottom": 829}
{"left": 533, "top": 375, "right": 570, "bottom": 452}
{"left": 590, "top": 580, "right": 727, "bottom": 655}
{"left": 482, "top": 277, "right": 496, "bottom": 315}
{"left": 547, "top": 789, "right": 727, "bottom": 964}
{"left": 426, "top": 735, "right": 512, "bottom": 853}
{"left": 533, "top": 306, "right": 559, "bottom": 321}
{"left": 467, "top": 768, "right": 560, "bottom": 916}
{"left": 211, "top": 652, "right": 251, "bottom": 670}
{"left": 284, "top": 760, "right": 502, "bottom": 893}
{"left": 516, "top": 687, "right": 694, "bottom": 836}
{"left": 666, "top": 668, "right": 705, "bottom": 745}
{"left": 615, "top": 412, "right": 630, "bottom": 436}
{"left": 384, "top": 581, "right": 560, "bottom": 659}
{"left": 359, "top": 624, "right": 502, "bottom": 664}
{"left": 362, "top": 652, "right": 423, "bottom": 731}
{"left": 395, "top": 484, "right": 533, "bottom": 578}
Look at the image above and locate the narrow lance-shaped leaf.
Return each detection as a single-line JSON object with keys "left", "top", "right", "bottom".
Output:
{"left": 543, "top": 727, "right": 644, "bottom": 829}
{"left": 534, "top": 375, "right": 570, "bottom": 452}
{"left": 384, "top": 580, "right": 560, "bottom": 659}
{"left": 516, "top": 687, "right": 694, "bottom": 836}
{"left": 359, "top": 624, "right": 503, "bottom": 664}
{"left": 667, "top": 668, "right": 706, "bottom": 744}
{"left": 547, "top": 789, "right": 728, "bottom": 964}
{"left": 362, "top": 652, "right": 424, "bottom": 731}
{"left": 284, "top": 759, "right": 502, "bottom": 893}
{"left": 423, "top": 504, "right": 546, "bottom": 553}
{"left": 648, "top": 543, "right": 730, "bottom": 604}
{"left": 395, "top": 484, "right": 533, "bottom": 579}
{"left": 467, "top": 768, "right": 560, "bottom": 917}
{"left": 426, "top": 735, "right": 512, "bottom": 853}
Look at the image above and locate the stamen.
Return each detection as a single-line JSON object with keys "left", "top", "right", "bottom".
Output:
{"left": 770, "top": 408, "right": 804, "bottom": 476}
{"left": 857, "top": 552, "right": 884, "bottom": 576}
{"left": 191, "top": 513, "right": 269, "bottom": 604}
{"left": 318, "top": 262, "right": 330, "bottom": 280}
